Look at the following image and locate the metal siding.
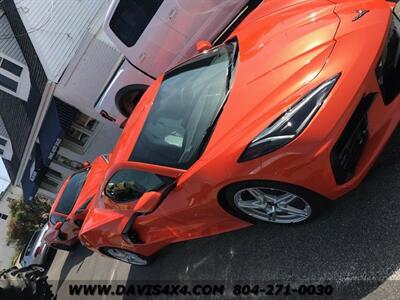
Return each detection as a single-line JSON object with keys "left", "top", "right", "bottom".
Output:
{"left": 0, "top": 10, "right": 26, "bottom": 63}
{"left": 0, "top": 116, "right": 10, "bottom": 139}
{"left": 15, "top": 0, "right": 110, "bottom": 81}
{"left": 0, "top": 88, "right": 34, "bottom": 184}
{"left": 54, "top": 34, "right": 121, "bottom": 120}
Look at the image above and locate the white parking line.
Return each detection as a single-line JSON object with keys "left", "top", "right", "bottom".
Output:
{"left": 102, "top": 260, "right": 120, "bottom": 300}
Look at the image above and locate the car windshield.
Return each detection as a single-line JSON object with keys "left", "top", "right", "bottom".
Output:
{"left": 130, "top": 41, "right": 237, "bottom": 169}
{"left": 55, "top": 169, "right": 89, "bottom": 215}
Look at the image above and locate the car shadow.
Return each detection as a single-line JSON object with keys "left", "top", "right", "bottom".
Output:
{"left": 53, "top": 245, "right": 93, "bottom": 292}
{"left": 124, "top": 126, "right": 400, "bottom": 299}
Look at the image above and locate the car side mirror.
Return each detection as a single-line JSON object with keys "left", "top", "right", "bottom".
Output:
{"left": 196, "top": 40, "right": 212, "bottom": 53}
{"left": 105, "top": 181, "right": 144, "bottom": 202}
{"left": 134, "top": 191, "right": 163, "bottom": 214}
{"left": 54, "top": 222, "right": 63, "bottom": 230}
{"left": 82, "top": 161, "right": 91, "bottom": 169}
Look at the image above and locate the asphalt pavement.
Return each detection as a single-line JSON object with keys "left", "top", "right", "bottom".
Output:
{"left": 47, "top": 126, "right": 400, "bottom": 299}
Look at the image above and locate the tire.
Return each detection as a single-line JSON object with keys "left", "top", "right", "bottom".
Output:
{"left": 219, "top": 181, "right": 328, "bottom": 225}
{"left": 99, "top": 247, "right": 151, "bottom": 266}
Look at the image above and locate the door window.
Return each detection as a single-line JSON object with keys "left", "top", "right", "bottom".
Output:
{"left": 110, "top": 0, "right": 163, "bottom": 47}
{"left": 105, "top": 169, "right": 173, "bottom": 202}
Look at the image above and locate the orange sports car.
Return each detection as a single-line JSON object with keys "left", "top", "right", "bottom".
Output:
{"left": 44, "top": 155, "right": 109, "bottom": 251}
{"left": 79, "top": 0, "right": 400, "bottom": 265}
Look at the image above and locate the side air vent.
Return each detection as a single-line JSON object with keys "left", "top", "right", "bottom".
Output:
{"left": 376, "top": 13, "right": 400, "bottom": 105}
{"left": 122, "top": 214, "right": 144, "bottom": 244}
{"left": 331, "top": 93, "right": 376, "bottom": 185}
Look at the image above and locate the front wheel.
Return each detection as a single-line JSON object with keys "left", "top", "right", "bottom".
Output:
{"left": 100, "top": 247, "right": 150, "bottom": 266}
{"left": 220, "top": 181, "right": 327, "bottom": 224}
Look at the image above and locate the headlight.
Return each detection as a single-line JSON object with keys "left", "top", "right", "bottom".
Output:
{"left": 239, "top": 74, "right": 341, "bottom": 162}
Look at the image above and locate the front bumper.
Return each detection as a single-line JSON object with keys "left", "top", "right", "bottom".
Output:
{"left": 44, "top": 227, "right": 79, "bottom": 247}
{"left": 79, "top": 208, "right": 174, "bottom": 257}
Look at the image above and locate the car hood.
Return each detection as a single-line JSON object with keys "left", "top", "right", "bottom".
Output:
{"left": 108, "top": 0, "right": 341, "bottom": 169}
{"left": 202, "top": 0, "right": 339, "bottom": 154}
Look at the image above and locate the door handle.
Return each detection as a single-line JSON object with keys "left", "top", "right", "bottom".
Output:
{"left": 168, "top": 8, "right": 177, "bottom": 20}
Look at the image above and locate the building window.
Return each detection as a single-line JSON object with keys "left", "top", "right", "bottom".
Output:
{"left": 0, "top": 137, "right": 7, "bottom": 146}
{"left": 0, "top": 55, "right": 30, "bottom": 101}
{"left": 40, "top": 175, "right": 60, "bottom": 193}
{"left": 42, "top": 177, "right": 58, "bottom": 187}
{"left": 46, "top": 168, "right": 63, "bottom": 181}
{"left": 65, "top": 128, "right": 90, "bottom": 147}
{"left": 54, "top": 154, "right": 83, "bottom": 171}
{"left": 74, "top": 112, "right": 98, "bottom": 131}
{"left": 40, "top": 168, "right": 63, "bottom": 194}
{"left": 0, "top": 213, "right": 8, "bottom": 220}
{"left": 0, "top": 149, "right": 3, "bottom": 155}
{"left": 1, "top": 59, "right": 23, "bottom": 76}
{"left": 61, "top": 112, "right": 99, "bottom": 154}
{"left": 0, "top": 73, "right": 18, "bottom": 92}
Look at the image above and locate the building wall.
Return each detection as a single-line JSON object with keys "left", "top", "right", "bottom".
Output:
{"left": 1, "top": 0, "right": 48, "bottom": 95}
{"left": 1, "top": 0, "right": 121, "bottom": 202}
{"left": 61, "top": 123, "right": 120, "bottom": 162}
{"left": 0, "top": 11, "right": 26, "bottom": 64}
{"left": 44, "top": 5, "right": 122, "bottom": 200}
{"left": 37, "top": 118, "right": 120, "bottom": 199}
{"left": 54, "top": 31, "right": 122, "bottom": 121}
{"left": 0, "top": 116, "right": 14, "bottom": 161}
{"left": 0, "top": 185, "right": 22, "bottom": 269}
{"left": 0, "top": 0, "right": 49, "bottom": 185}
{"left": 13, "top": 0, "right": 111, "bottom": 82}
{"left": 41, "top": 26, "right": 123, "bottom": 200}
{"left": 0, "top": 89, "right": 34, "bottom": 183}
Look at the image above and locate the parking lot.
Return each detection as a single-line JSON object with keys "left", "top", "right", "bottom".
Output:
{"left": 46, "top": 126, "right": 400, "bottom": 299}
